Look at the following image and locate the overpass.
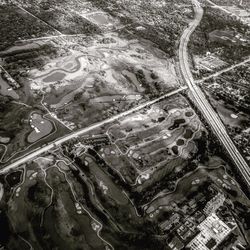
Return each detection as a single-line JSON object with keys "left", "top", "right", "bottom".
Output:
{"left": 0, "top": 87, "right": 187, "bottom": 173}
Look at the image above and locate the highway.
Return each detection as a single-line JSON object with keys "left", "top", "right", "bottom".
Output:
{"left": 0, "top": 87, "right": 187, "bottom": 174}
{"left": 2, "top": 0, "right": 250, "bottom": 187}
{"left": 179, "top": 0, "right": 250, "bottom": 185}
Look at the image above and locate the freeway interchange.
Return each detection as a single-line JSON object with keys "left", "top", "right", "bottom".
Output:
{"left": 1, "top": 0, "right": 250, "bottom": 189}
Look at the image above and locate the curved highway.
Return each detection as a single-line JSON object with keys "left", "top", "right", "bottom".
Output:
{"left": 179, "top": 0, "right": 250, "bottom": 186}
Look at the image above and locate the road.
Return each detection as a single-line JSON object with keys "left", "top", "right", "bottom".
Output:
{"left": 195, "top": 57, "right": 250, "bottom": 84}
{"left": 19, "top": 34, "right": 87, "bottom": 43}
{"left": 0, "top": 87, "right": 187, "bottom": 173}
{"left": 3, "top": 0, "right": 249, "bottom": 187}
{"left": 205, "top": 0, "right": 232, "bottom": 14}
{"left": 15, "top": 4, "right": 63, "bottom": 35}
{"left": 179, "top": 0, "right": 250, "bottom": 185}
{"left": 205, "top": 0, "right": 250, "bottom": 26}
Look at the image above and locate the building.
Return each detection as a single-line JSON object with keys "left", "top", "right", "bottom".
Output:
{"left": 177, "top": 217, "right": 198, "bottom": 242}
{"left": 81, "top": 134, "right": 110, "bottom": 146}
{"left": 203, "top": 193, "right": 225, "bottom": 215}
{"left": 168, "top": 236, "right": 184, "bottom": 250}
{"left": 194, "top": 211, "right": 206, "bottom": 224}
{"left": 186, "top": 213, "right": 236, "bottom": 250}
{"left": 159, "top": 213, "right": 181, "bottom": 231}
{"left": 1, "top": 70, "right": 20, "bottom": 89}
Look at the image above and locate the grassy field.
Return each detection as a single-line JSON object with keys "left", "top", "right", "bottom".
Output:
{"left": 90, "top": 95, "right": 204, "bottom": 188}
{"left": 24, "top": 32, "right": 179, "bottom": 129}
{"left": 1, "top": 157, "right": 108, "bottom": 250}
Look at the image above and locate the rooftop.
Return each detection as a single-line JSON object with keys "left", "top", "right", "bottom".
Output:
{"left": 187, "top": 213, "right": 236, "bottom": 250}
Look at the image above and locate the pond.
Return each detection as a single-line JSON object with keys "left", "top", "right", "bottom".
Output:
{"left": 43, "top": 72, "right": 66, "bottom": 83}
{"left": 88, "top": 13, "right": 111, "bottom": 25}
{"left": 5, "top": 170, "right": 22, "bottom": 187}
{"left": 27, "top": 113, "right": 54, "bottom": 143}
{"left": 183, "top": 129, "right": 193, "bottom": 139}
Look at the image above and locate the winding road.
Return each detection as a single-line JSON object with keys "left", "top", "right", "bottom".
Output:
{"left": 179, "top": 0, "right": 250, "bottom": 186}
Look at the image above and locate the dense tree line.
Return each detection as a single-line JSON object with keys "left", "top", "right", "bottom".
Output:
{"left": 0, "top": 5, "right": 55, "bottom": 51}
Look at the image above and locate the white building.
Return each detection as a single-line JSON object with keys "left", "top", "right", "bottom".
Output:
{"left": 187, "top": 213, "right": 236, "bottom": 250}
